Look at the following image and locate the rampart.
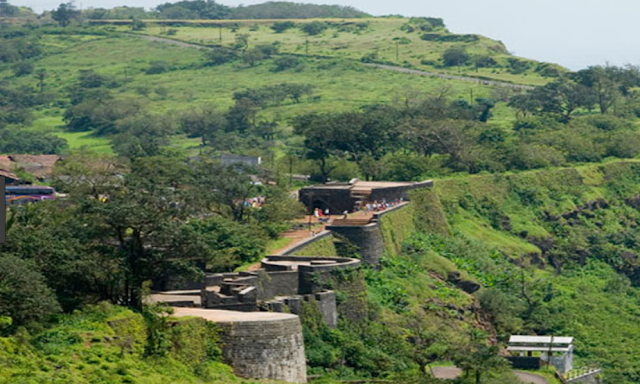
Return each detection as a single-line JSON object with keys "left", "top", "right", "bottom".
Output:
{"left": 173, "top": 308, "right": 307, "bottom": 383}
{"left": 326, "top": 202, "right": 413, "bottom": 265}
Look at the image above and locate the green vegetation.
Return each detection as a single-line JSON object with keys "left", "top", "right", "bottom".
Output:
{"left": 4, "top": 2, "right": 640, "bottom": 384}
{"left": 407, "top": 161, "right": 640, "bottom": 383}
{"left": 291, "top": 234, "right": 338, "bottom": 256}
{"left": 0, "top": 302, "right": 277, "bottom": 384}
{"left": 118, "top": 18, "right": 558, "bottom": 86}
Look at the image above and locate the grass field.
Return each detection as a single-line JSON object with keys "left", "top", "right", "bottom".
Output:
{"left": 0, "top": 31, "right": 520, "bottom": 154}
{"left": 106, "top": 17, "right": 559, "bottom": 86}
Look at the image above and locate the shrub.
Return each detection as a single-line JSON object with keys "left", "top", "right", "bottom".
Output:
{"left": 146, "top": 60, "right": 170, "bottom": 75}
{"left": 605, "top": 131, "right": 640, "bottom": 158}
{"left": 360, "top": 52, "right": 378, "bottom": 63}
{"left": 271, "top": 21, "right": 296, "bottom": 33}
{"left": 204, "top": 47, "right": 238, "bottom": 66}
{"left": 301, "top": 21, "right": 328, "bottom": 36}
{"left": 475, "top": 55, "right": 498, "bottom": 68}
{"left": 273, "top": 55, "right": 302, "bottom": 72}
{"left": 442, "top": 47, "right": 469, "bottom": 67}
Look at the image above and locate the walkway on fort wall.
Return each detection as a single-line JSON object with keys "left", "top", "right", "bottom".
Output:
{"left": 172, "top": 307, "right": 299, "bottom": 322}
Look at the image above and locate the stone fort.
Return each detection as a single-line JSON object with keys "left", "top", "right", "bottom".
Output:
{"left": 151, "top": 179, "right": 437, "bottom": 383}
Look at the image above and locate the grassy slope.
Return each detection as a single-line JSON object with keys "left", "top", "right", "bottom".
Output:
{"left": 116, "top": 17, "right": 557, "bottom": 86}
{"left": 0, "top": 304, "right": 277, "bottom": 384}
{"left": 0, "top": 32, "right": 512, "bottom": 154}
{"left": 420, "top": 160, "right": 640, "bottom": 381}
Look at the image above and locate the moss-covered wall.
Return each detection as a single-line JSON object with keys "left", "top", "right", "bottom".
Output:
{"left": 378, "top": 204, "right": 416, "bottom": 256}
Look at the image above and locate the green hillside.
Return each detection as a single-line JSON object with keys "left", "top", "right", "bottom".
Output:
{"left": 111, "top": 17, "right": 562, "bottom": 86}
{"left": 0, "top": 30, "right": 510, "bottom": 154}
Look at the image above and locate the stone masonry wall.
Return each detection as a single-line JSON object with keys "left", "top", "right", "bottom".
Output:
{"left": 326, "top": 223, "right": 384, "bottom": 265}
{"left": 218, "top": 316, "right": 307, "bottom": 383}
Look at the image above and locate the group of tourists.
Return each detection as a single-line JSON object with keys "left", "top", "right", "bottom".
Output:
{"left": 312, "top": 207, "right": 330, "bottom": 219}
{"left": 362, "top": 198, "right": 404, "bottom": 212}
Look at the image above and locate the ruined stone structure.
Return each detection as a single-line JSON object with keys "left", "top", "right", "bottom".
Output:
{"left": 173, "top": 308, "right": 307, "bottom": 383}
{"left": 199, "top": 255, "right": 361, "bottom": 326}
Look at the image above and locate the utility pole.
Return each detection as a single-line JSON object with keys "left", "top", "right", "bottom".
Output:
{"left": 305, "top": 39, "right": 309, "bottom": 55}
{"left": 219, "top": 25, "right": 222, "bottom": 43}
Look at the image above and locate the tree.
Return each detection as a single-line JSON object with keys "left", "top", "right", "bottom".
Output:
{"left": 225, "top": 98, "right": 258, "bottom": 134}
{"left": 53, "top": 150, "right": 125, "bottom": 199}
{"left": 155, "top": 0, "right": 230, "bottom": 19}
{"left": 77, "top": 157, "right": 204, "bottom": 308}
{"left": 454, "top": 343, "right": 509, "bottom": 384}
{"left": 192, "top": 160, "right": 258, "bottom": 222}
{"left": 0, "top": 255, "right": 61, "bottom": 327}
{"left": 51, "top": 2, "right": 79, "bottom": 27}
{"left": 234, "top": 33, "right": 250, "bottom": 51}
{"left": 111, "top": 114, "right": 174, "bottom": 158}
{"left": 301, "top": 21, "right": 328, "bottom": 36}
{"left": 532, "top": 78, "right": 594, "bottom": 122}
{"left": 242, "top": 48, "right": 264, "bottom": 67}
{"left": 575, "top": 66, "right": 622, "bottom": 114}
{"left": 442, "top": 47, "right": 469, "bottom": 67}
{"left": 0, "top": 129, "right": 68, "bottom": 154}
{"left": 180, "top": 106, "right": 226, "bottom": 146}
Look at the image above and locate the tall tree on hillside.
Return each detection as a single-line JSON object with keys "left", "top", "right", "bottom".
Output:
{"left": 51, "top": 2, "right": 79, "bottom": 27}
{"left": 78, "top": 157, "right": 204, "bottom": 308}
{"left": 572, "top": 65, "right": 640, "bottom": 114}
{"left": 179, "top": 106, "right": 226, "bottom": 146}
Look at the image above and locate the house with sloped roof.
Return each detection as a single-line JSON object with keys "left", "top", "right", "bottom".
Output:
{"left": 0, "top": 154, "right": 62, "bottom": 182}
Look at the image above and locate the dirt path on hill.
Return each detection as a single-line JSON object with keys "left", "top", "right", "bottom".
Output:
{"left": 138, "top": 34, "right": 205, "bottom": 49}
{"left": 135, "top": 35, "right": 535, "bottom": 90}
{"left": 363, "top": 63, "right": 535, "bottom": 91}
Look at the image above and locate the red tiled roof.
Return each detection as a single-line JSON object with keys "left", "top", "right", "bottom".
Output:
{"left": 9, "top": 154, "right": 61, "bottom": 179}
{"left": 0, "top": 168, "right": 20, "bottom": 181}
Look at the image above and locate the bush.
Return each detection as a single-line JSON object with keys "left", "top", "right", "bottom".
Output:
{"left": 273, "top": 56, "right": 302, "bottom": 72}
{"left": 271, "top": 21, "right": 296, "bottom": 33}
{"left": 204, "top": 47, "right": 238, "bottom": 66}
{"left": 301, "top": 21, "right": 328, "bottom": 36}
{"left": 360, "top": 52, "right": 378, "bottom": 63}
{"left": 605, "top": 131, "right": 640, "bottom": 158}
{"left": 442, "top": 47, "right": 469, "bottom": 67}
{"left": 507, "top": 144, "right": 566, "bottom": 170}
{"left": 475, "top": 55, "right": 498, "bottom": 68}
{"left": 146, "top": 60, "right": 170, "bottom": 75}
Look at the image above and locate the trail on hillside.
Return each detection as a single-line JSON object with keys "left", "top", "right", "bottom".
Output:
{"left": 136, "top": 34, "right": 535, "bottom": 90}
{"left": 364, "top": 63, "right": 535, "bottom": 91}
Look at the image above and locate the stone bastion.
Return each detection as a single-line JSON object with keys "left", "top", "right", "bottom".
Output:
{"left": 173, "top": 307, "right": 307, "bottom": 383}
